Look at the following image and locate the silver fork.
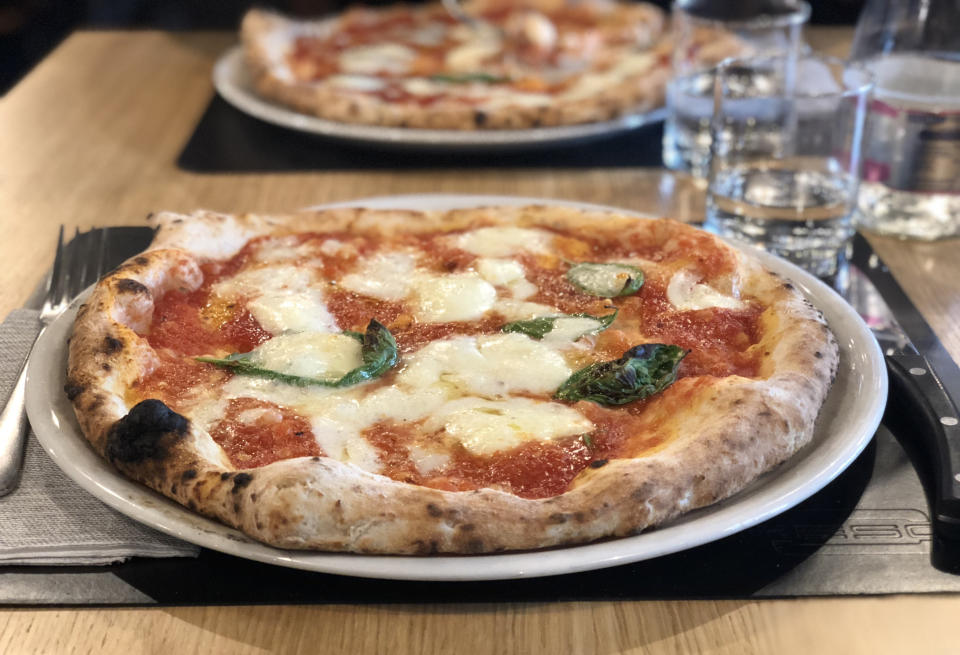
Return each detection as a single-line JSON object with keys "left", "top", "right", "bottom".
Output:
{"left": 0, "top": 226, "right": 108, "bottom": 496}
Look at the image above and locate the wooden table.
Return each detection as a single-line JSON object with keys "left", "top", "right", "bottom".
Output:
{"left": 1, "top": 28, "right": 959, "bottom": 655}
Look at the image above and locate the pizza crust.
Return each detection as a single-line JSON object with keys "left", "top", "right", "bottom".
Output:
{"left": 240, "top": 3, "right": 670, "bottom": 130}
{"left": 66, "top": 206, "right": 838, "bottom": 553}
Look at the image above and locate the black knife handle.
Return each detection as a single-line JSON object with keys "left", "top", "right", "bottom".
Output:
{"left": 885, "top": 355, "right": 960, "bottom": 538}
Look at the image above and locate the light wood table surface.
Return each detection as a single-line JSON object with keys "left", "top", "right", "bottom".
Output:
{"left": 1, "top": 27, "right": 960, "bottom": 655}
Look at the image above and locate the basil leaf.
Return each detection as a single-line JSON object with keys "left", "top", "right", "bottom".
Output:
{"left": 196, "top": 320, "right": 398, "bottom": 389}
{"left": 429, "top": 72, "right": 510, "bottom": 84}
{"left": 500, "top": 310, "right": 618, "bottom": 340}
{"left": 566, "top": 262, "right": 644, "bottom": 298}
{"left": 554, "top": 344, "right": 688, "bottom": 406}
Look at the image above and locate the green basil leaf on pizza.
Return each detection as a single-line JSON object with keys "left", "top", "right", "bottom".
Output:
{"left": 554, "top": 343, "right": 688, "bottom": 406}
{"left": 197, "top": 320, "right": 398, "bottom": 388}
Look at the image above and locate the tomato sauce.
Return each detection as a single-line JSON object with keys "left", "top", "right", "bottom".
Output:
{"left": 209, "top": 398, "right": 321, "bottom": 468}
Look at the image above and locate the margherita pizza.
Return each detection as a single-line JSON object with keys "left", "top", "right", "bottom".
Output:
{"left": 66, "top": 206, "right": 837, "bottom": 554}
{"left": 241, "top": 0, "right": 672, "bottom": 129}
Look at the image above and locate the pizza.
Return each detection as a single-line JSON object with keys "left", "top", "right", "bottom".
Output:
{"left": 65, "top": 205, "right": 838, "bottom": 554}
{"left": 240, "top": 0, "right": 672, "bottom": 129}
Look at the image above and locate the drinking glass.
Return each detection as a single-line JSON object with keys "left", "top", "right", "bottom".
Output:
{"left": 850, "top": 0, "right": 960, "bottom": 240}
{"left": 704, "top": 54, "right": 874, "bottom": 279}
{"left": 662, "top": 0, "right": 810, "bottom": 179}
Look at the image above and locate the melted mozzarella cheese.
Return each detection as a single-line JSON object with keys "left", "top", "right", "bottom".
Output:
{"left": 409, "top": 445, "right": 451, "bottom": 476}
{"left": 492, "top": 298, "right": 556, "bottom": 321}
{"left": 411, "top": 274, "right": 497, "bottom": 322}
{"left": 339, "top": 252, "right": 416, "bottom": 302}
{"left": 398, "top": 333, "right": 571, "bottom": 398}
{"left": 310, "top": 415, "right": 382, "bottom": 471}
{"left": 327, "top": 74, "right": 387, "bottom": 92}
{"left": 476, "top": 257, "right": 525, "bottom": 285}
{"left": 402, "top": 78, "right": 447, "bottom": 96}
{"left": 454, "top": 227, "right": 553, "bottom": 257}
{"left": 338, "top": 43, "right": 416, "bottom": 75}
{"left": 445, "top": 36, "right": 502, "bottom": 71}
{"left": 211, "top": 266, "right": 338, "bottom": 334}
{"left": 250, "top": 236, "right": 322, "bottom": 264}
{"left": 561, "top": 53, "right": 656, "bottom": 101}
{"left": 543, "top": 316, "right": 604, "bottom": 343}
{"left": 424, "top": 397, "right": 594, "bottom": 456}
{"left": 476, "top": 257, "right": 537, "bottom": 299}
{"left": 251, "top": 333, "right": 362, "bottom": 379}
{"left": 666, "top": 270, "right": 744, "bottom": 311}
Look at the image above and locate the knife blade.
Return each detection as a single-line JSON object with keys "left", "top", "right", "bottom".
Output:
{"left": 849, "top": 234, "right": 960, "bottom": 539}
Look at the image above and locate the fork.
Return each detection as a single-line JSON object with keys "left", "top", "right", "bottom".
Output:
{"left": 0, "top": 226, "right": 108, "bottom": 496}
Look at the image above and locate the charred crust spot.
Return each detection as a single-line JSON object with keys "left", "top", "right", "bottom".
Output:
{"left": 220, "top": 472, "right": 233, "bottom": 480}
{"left": 64, "top": 381, "right": 86, "bottom": 400}
{"left": 187, "top": 499, "right": 197, "bottom": 510}
{"left": 134, "top": 256, "right": 149, "bottom": 266}
{"left": 589, "top": 459, "right": 608, "bottom": 469}
{"left": 232, "top": 472, "right": 253, "bottom": 491}
{"left": 311, "top": 456, "right": 321, "bottom": 462}
{"left": 732, "top": 398, "right": 744, "bottom": 406}
{"left": 465, "top": 539, "right": 485, "bottom": 554}
{"left": 233, "top": 501, "right": 241, "bottom": 513}
{"left": 783, "top": 282, "right": 795, "bottom": 290}
{"left": 473, "top": 110, "right": 487, "bottom": 126}
{"left": 101, "top": 363, "right": 111, "bottom": 372}
{"left": 460, "top": 523, "right": 476, "bottom": 532}
{"left": 102, "top": 336, "right": 123, "bottom": 354}
{"left": 86, "top": 394, "right": 104, "bottom": 411}
{"left": 105, "top": 399, "right": 188, "bottom": 464}
{"left": 443, "top": 260, "right": 458, "bottom": 272}
{"left": 548, "top": 513, "right": 569, "bottom": 524}
{"left": 814, "top": 351, "right": 823, "bottom": 359}
{"left": 250, "top": 493, "right": 258, "bottom": 502}
{"left": 256, "top": 521, "right": 264, "bottom": 530}
{"left": 425, "top": 503, "right": 443, "bottom": 518}
{"left": 181, "top": 469, "right": 197, "bottom": 481}
{"left": 758, "top": 410, "right": 773, "bottom": 418}
{"left": 115, "top": 278, "right": 149, "bottom": 294}
{"left": 574, "top": 512, "right": 586, "bottom": 523}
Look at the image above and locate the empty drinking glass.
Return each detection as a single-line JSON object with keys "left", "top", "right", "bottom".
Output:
{"left": 704, "top": 54, "right": 874, "bottom": 279}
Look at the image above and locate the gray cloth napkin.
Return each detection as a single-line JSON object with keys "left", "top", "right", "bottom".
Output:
{"left": 0, "top": 308, "right": 198, "bottom": 565}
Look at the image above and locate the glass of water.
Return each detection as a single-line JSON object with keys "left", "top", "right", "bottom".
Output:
{"left": 662, "top": 0, "right": 810, "bottom": 179}
{"left": 850, "top": 0, "right": 960, "bottom": 240}
{"left": 704, "top": 54, "right": 874, "bottom": 279}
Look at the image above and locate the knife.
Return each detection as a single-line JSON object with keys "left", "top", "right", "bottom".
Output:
{"left": 848, "top": 233, "right": 960, "bottom": 539}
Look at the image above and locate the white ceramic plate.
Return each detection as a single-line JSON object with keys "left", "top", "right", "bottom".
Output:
{"left": 212, "top": 47, "right": 666, "bottom": 151}
{"left": 25, "top": 194, "right": 887, "bottom": 581}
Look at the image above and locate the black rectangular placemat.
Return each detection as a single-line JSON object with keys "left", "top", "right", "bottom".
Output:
{"left": 176, "top": 95, "right": 665, "bottom": 172}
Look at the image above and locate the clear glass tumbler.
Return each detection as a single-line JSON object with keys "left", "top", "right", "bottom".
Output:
{"left": 662, "top": 0, "right": 810, "bottom": 179}
{"left": 704, "top": 54, "right": 874, "bottom": 279}
{"left": 850, "top": 0, "right": 960, "bottom": 240}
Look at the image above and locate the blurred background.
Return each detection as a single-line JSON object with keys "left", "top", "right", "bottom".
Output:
{"left": 0, "top": 0, "right": 865, "bottom": 95}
